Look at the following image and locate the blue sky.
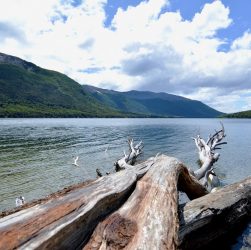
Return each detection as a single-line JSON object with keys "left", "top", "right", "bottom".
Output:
{"left": 104, "top": 0, "right": 143, "bottom": 26}
{"left": 105, "top": 0, "right": 251, "bottom": 51}
{"left": 0, "top": 0, "right": 251, "bottom": 112}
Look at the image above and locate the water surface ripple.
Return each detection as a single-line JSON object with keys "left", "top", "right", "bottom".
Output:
{"left": 0, "top": 118, "right": 251, "bottom": 208}
{"left": 0, "top": 118, "right": 250, "bottom": 248}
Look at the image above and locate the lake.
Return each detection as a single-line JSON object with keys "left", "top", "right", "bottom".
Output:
{"left": 0, "top": 118, "right": 250, "bottom": 248}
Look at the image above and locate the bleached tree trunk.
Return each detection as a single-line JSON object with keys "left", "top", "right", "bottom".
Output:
{"left": 192, "top": 123, "right": 227, "bottom": 184}
{"left": 0, "top": 155, "right": 249, "bottom": 250}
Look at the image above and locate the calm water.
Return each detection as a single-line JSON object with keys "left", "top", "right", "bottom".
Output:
{"left": 0, "top": 118, "right": 250, "bottom": 247}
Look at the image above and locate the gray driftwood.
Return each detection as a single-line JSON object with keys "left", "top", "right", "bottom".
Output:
{"left": 192, "top": 123, "right": 226, "bottom": 182}
{"left": 0, "top": 154, "right": 249, "bottom": 250}
{"left": 179, "top": 176, "right": 251, "bottom": 249}
{"left": 0, "top": 155, "right": 207, "bottom": 250}
{"left": 0, "top": 159, "right": 154, "bottom": 250}
{"left": 84, "top": 155, "right": 207, "bottom": 250}
{"left": 114, "top": 138, "right": 143, "bottom": 171}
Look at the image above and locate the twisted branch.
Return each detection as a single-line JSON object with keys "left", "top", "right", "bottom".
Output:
{"left": 192, "top": 124, "right": 227, "bottom": 188}
{"left": 114, "top": 138, "right": 143, "bottom": 171}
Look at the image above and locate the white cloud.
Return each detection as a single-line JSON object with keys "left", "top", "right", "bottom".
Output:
{"left": 0, "top": 0, "right": 251, "bottom": 113}
{"left": 231, "top": 31, "right": 251, "bottom": 50}
{"left": 111, "top": 0, "right": 168, "bottom": 32}
{"left": 182, "top": 88, "right": 251, "bottom": 113}
{"left": 191, "top": 1, "right": 231, "bottom": 38}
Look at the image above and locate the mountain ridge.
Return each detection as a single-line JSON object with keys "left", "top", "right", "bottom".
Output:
{"left": 83, "top": 85, "right": 223, "bottom": 118}
{"left": 0, "top": 52, "right": 223, "bottom": 118}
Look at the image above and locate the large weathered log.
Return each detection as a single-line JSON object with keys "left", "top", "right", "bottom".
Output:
{"left": 84, "top": 155, "right": 208, "bottom": 250}
{"left": 0, "top": 159, "right": 154, "bottom": 250}
{"left": 0, "top": 155, "right": 207, "bottom": 250}
{"left": 179, "top": 176, "right": 251, "bottom": 249}
{"left": 1, "top": 154, "right": 249, "bottom": 250}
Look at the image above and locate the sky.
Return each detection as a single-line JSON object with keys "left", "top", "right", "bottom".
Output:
{"left": 0, "top": 0, "right": 251, "bottom": 113}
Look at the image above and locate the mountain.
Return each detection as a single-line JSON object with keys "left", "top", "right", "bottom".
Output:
{"left": 0, "top": 53, "right": 129, "bottom": 117}
{"left": 0, "top": 52, "right": 223, "bottom": 118}
{"left": 83, "top": 85, "right": 223, "bottom": 118}
{"left": 222, "top": 110, "right": 251, "bottom": 118}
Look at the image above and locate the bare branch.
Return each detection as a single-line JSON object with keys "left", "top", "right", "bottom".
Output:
{"left": 207, "top": 123, "right": 226, "bottom": 150}
{"left": 115, "top": 138, "right": 143, "bottom": 171}
{"left": 193, "top": 123, "right": 227, "bottom": 182}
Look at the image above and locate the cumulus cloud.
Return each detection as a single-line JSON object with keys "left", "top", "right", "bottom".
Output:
{"left": 0, "top": 0, "right": 251, "bottom": 112}
{"left": 231, "top": 31, "right": 251, "bottom": 50}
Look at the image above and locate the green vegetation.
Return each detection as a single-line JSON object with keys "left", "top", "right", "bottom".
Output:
{"left": 83, "top": 86, "right": 223, "bottom": 118}
{"left": 0, "top": 52, "right": 223, "bottom": 118}
{"left": 222, "top": 110, "right": 251, "bottom": 118}
{"left": 0, "top": 60, "right": 128, "bottom": 117}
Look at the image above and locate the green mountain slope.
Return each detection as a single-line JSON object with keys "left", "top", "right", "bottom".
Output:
{"left": 83, "top": 85, "right": 223, "bottom": 118}
{"left": 223, "top": 110, "right": 251, "bottom": 118}
{"left": 0, "top": 52, "right": 223, "bottom": 118}
{"left": 0, "top": 53, "right": 128, "bottom": 117}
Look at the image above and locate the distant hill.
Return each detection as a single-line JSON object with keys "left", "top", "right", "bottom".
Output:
{"left": 83, "top": 85, "right": 223, "bottom": 118}
{"left": 223, "top": 110, "right": 251, "bottom": 118}
{"left": 0, "top": 53, "right": 129, "bottom": 117}
{"left": 0, "top": 52, "right": 223, "bottom": 118}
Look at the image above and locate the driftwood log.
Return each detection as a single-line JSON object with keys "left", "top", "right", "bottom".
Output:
{"left": 191, "top": 123, "right": 226, "bottom": 186}
{"left": 0, "top": 125, "right": 250, "bottom": 250}
{"left": 179, "top": 176, "right": 251, "bottom": 249}
{"left": 114, "top": 138, "right": 143, "bottom": 171}
{"left": 0, "top": 158, "right": 154, "bottom": 250}
{"left": 0, "top": 155, "right": 207, "bottom": 250}
{"left": 0, "top": 155, "right": 250, "bottom": 250}
{"left": 84, "top": 155, "right": 207, "bottom": 250}
{"left": 96, "top": 139, "right": 143, "bottom": 176}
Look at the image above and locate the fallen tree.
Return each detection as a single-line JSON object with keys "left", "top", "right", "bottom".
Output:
{"left": 0, "top": 155, "right": 208, "bottom": 250}
{"left": 0, "top": 125, "right": 250, "bottom": 250}
{"left": 84, "top": 155, "right": 208, "bottom": 250}
{"left": 0, "top": 159, "right": 154, "bottom": 250}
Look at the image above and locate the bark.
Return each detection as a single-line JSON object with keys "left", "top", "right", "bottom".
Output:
{"left": 0, "top": 158, "right": 154, "bottom": 250}
{"left": 179, "top": 176, "right": 251, "bottom": 249}
{"left": 83, "top": 155, "right": 207, "bottom": 250}
{"left": 0, "top": 154, "right": 249, "bottom": 250}
{"left": 0, "top": 155, "right": 207, "bottom": 250}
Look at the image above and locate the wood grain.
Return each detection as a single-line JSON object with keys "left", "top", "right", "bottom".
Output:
{"left": 179, "top": 176, "right": 251, "bottom": 249}
{"left": 84, "top": 155, "right": 207, "bottom": 250}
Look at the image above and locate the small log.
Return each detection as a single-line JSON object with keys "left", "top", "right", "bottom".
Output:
{"left": 84, "top": 155, "right": 207, "bottom": 250}
{"left": 0, "top": 159, "right": 154, "bottom": 250}
{"left": 179, "top": 176, "right": 251, "bottom": 249}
